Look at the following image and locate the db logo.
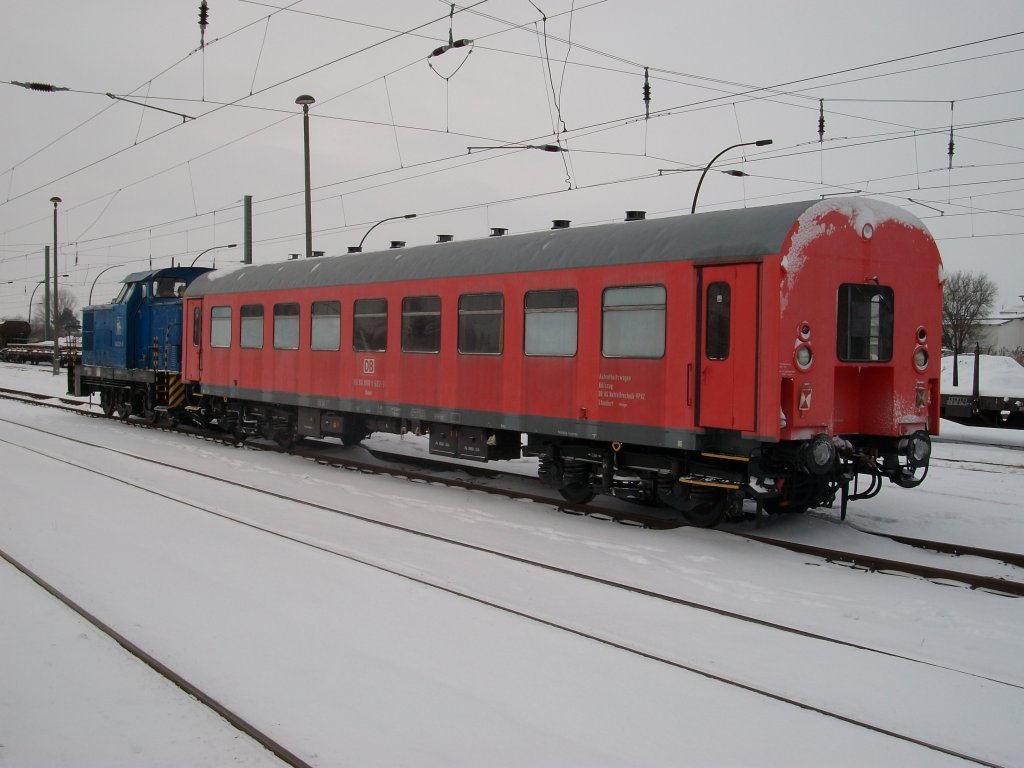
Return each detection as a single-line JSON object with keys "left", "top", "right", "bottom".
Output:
{"left": 362, "top": 358, "right": 376, "bottom": 375}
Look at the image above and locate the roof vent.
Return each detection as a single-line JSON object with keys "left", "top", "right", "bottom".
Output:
{"left": 489, "top": 227, "right": 508, "bottom": 237}
{"left": 625, "top": 210, "right": 646, "bottom": 221}
{"left": 347, "top": 246, "right": 363, "bottom": 254}
{"left": 551, "top": 219, "right": 571, "bottom": 229}
{"left": 389, "top": 240, "right": 406, "bottom": 249}
{"left": 311, "top": 250, "right": 324, "bottom": 258}
{"left": 436, "top": 234, "right": 454, "bottom": 243}
{"left": 288, "top": 253, "right": 300, "bottom": 260}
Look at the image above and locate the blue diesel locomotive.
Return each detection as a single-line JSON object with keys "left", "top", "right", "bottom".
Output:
{"left": 73, "top": 266, "right": 211, "bottom": 418}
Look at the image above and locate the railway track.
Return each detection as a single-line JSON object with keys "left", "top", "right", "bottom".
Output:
{"left": 3, "top": 384, "right": 1024, "bottom": 597}
{"left": 0, "top": 419, "right": 1018, "bottom": 767}
{"left": 0, "top": 545, "right": 313, "bottom": 768}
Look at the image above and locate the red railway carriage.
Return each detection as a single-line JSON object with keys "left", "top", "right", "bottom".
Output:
{"left": 181, "top": 197, "right": 942, "bottom": 525}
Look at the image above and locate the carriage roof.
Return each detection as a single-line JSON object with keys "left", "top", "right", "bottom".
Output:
{"left": 185, "top": 198, "right": 923, "bottom": 297}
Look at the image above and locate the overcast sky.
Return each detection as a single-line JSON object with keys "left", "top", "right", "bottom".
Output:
{"left": 2, "top": 0, "right": 1023, "bottom": 316}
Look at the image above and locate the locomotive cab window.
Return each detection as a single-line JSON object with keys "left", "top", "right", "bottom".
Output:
{"left": 240, "top": 304, "right": 264, "bottom": 349}
{"left": 837, "top": 284, "right": 894, "bottom": 362}
{"left": 602, "top": 285, "right": 666, "bottom": 358}
{"left": 458, "top": 293, "right": 503, "bottom": 355}
{"left": 273, "top": 303, "right": 300, "bottom": 350}
{"left": 210, "top": 306, "right": 232, "bottom": 348}
{"left": 705, "top": 282, "right": 731, "bottom": 360}
{"left": 525, "top": 289, "right": 577, "bottom": 356}
{"left": 155, "top": 277, "right": 186, "bottom": 299}
{"left": 114, "top": 283, "right": 133, "bottom": 304}
{"left": 311, "top": 300, "right": 341, "bottom": 351}
{"left": 353, "top": 298, "right": 388, "bottom": 352}
{"left": 402, "top": 296, "right": 441, "bottom": 353}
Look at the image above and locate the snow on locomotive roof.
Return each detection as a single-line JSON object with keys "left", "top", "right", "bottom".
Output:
{"left": 186, "top": 198, "right": 927, "bottom": 297}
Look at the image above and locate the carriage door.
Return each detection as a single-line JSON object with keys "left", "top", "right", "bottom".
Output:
{"left": 695, "top": 264, "right": 759, "bottom": 432}
{"left": 184, "top": 298, "right": 204, "bottom": 380}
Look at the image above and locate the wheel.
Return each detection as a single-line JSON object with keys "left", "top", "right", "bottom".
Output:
{"left": 680, "top": 491, "right": 727, "bottom": 528}
{"left": 340, "top": 421, "right": 366, "bottom": 446}
{"left": 558, "top": 482, "right": 595, "bottom": 504}
{"left": 100, "top": 391, "right": 114, "bottom": 417}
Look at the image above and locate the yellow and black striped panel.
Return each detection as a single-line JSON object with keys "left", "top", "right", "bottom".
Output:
{"left": 167, "top": 374, "right": 184, "bottom": 408}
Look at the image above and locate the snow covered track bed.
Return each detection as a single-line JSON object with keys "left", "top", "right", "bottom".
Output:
{"left": 0, "top": 547, "right": 309, "bottom": 768}
{"left": 1, "top": 396, "right": 1023, "bottom": 766}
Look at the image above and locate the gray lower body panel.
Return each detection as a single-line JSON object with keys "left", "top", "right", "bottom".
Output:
{"left": 198, "top": 383, "right": 716, "bottom": 450}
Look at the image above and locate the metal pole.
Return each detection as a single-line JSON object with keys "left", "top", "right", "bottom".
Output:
{"left": 28, "top": 281, "right": 43, "bottom": 337}
{"left": 189, "top": 243, "right": 237, "bottom": 268}
{"left": 356, "top": 213, "right": 417, "bottom": 252}
{"left": 296, "top": 95, "right": 315, "bottom": 260}
{"left": 89, "top": 264, "right": 125, "bottom": 305}
{"left": 43, "top": 246, "right": 50, "bottom": 341}
{"left": 690, "top": 139, "right": 772, "bottom": 214}
{"left": 243, "top": 195, "right": 253, "bottom": 264}
{"left": 50, "top": 196, "right": 61, "bottom": 375}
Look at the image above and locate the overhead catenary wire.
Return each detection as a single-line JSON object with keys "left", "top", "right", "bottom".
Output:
{"left": 2, "top": 6, "right": 1023, "bottom": 285}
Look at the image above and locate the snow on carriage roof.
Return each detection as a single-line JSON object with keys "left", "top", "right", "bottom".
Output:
{"left": 186, "top": 198, "right": 930, "bottom": 297}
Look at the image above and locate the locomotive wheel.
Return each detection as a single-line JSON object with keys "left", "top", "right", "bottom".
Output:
{"left": 100, "top": 391, "right": 114, "bottom": 417}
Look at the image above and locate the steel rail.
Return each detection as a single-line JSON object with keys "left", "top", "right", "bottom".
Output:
{"left": 0, "top": 545, "right": 314, "bottom": 768}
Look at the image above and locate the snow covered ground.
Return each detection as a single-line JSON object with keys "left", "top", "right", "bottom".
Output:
{"left": 1, "top": 362, "right": 1023, "bottom": 766}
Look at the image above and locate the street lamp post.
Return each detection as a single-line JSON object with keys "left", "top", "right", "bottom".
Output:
{"left": 28, "top": 281, "right": 44, "bottom": 331}
{"left": 690, "top": 139, "right": 772, "bottom": 214}
{"left": 50, "top": 196, "right": 61, "bottom": 375}
{"left": 29, "top": 275, "right": 69, "bottom": 340}
{"left": 88, "top": 264, "right": 126, "bottom": 305}
{"left": 189, "top": 243, "right": 237, "bottom": 268}
{"left": 351, "top": 214, "right": 418, "bottom": 253}
{"left": 296, "top": 94, "right": 315, "bottom": 260}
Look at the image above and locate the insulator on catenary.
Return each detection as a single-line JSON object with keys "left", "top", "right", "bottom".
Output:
{"left": 643, "top": 67, "right": 651, "bottom": 120}
{"left": 198, "top": 1, "right": 209, "bottom": 46}
{"left": 947, "top": 101, "right": 955, "bottom": 170}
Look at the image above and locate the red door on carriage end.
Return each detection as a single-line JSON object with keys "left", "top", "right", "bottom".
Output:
{"left": 183, "top": 298, "right": 203, "bottom": 381}
{"left": 696, "top": 264, "right": 759, "bottom": 432}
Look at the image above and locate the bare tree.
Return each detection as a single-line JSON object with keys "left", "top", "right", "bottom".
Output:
{"left": 942, "top": 270, "right": 997, "bottom": 385}
{"left": 31, "top": 287, "right": 79, "bottom": 340}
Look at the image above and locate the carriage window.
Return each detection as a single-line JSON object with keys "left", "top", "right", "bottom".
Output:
{"left": 353, "top": 298, "right": 388, "bottom": 352}
{"left": 274, "top": 303, "right": 300, "bottom": 350}
{"left": 838, "top": 284, "right": 894, "bottom": 362}
{"left": 402, "top": 296, "right": 441, "bottom": 353}
{"left": 311, "top": 300, "right": 341, "bottom": 351}
{"left": 192, "top": 306, "right": 201, "bottom": 346}
{"left": 602, "top": 285, "right": 665, "bottom": 358}
{"left": 705, "top": 282, "right": 730, "bottom": 361}
{"left": 240, "top": 304, "right": 264, "bottom": 349}
{"left": 210, "top": 306, "right": 232, "bottom": 348}
{"left": 525, "top": 289, "right": 577, "bottom": 356}
{"left": 459, "top": 293, "right": 503, "bottom": 355}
